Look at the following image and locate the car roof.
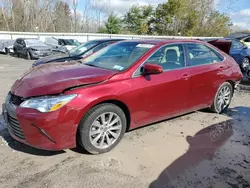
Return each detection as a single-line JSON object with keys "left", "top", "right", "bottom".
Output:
{"left": 223, "top": 38, "right": 241, "bottom": 42}
{"left": 117, "top": 39, "right": 207, "bottom": 45}
{"left": 16, "top": 38, "right": 39, "bottom": 41}
{"left": 225, "top": 32, "right": 250, "bottom": 39}
{"left": 89, "top": 38, "right": 125, "bottom": 43}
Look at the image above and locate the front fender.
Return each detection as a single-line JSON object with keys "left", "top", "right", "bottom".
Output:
{"left": 64, "top": 78, "right": 134, "bottom": 127}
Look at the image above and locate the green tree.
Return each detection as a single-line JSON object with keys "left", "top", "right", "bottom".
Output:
{"left": 198, "top": 11, "right": 231, "bottom": 37}
{"left": 104, "top": 13, "right": 122, "bottom": 34}
{"left": 153, "top": 0, "right": 231, "bottom": 37}
{"left": 123, "top": 5, "right": 154, "bottom": 34}
{"left": 98, "top": 26, "right": 108, "bottom": 33}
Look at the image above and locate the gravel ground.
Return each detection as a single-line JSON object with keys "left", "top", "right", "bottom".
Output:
{"left": 0, "top": 55, "right": 250, "bottom": 188}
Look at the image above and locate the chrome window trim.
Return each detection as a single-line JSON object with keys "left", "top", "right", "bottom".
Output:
{"left": 132, "top": 43, "right": 187, "bottom": 78}
{"left": 132, "top": 42, "right": 227, "bottom": 78}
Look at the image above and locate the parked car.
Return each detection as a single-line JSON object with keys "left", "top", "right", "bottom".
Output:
{"left": 207, "top": 38, "right": 250, "bottom": 72}
{"left": 0, "top": 39, "right": 14, "bottom": 54}
{"left": 45, "top": 37, "right": 80, "bottom": 52}
{"left": 13, "top": 38, "right": 53, "bottom": 59}
{"left": 32, "top": 39, "right": 124, "bottom": 67}
{"left": 2, "top": 39, "right": 242, "bottom": 154}
{"left": 227, "top": 33, "right": 250, "bottom": 48}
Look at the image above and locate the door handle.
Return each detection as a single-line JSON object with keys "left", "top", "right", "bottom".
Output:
{"left": 219, "top": 66, "right": 225, "bottom": 69}
{"left": 181, "top": 73, "right": 190, "bottom": 80}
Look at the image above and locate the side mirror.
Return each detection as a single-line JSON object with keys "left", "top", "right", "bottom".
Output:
{"left": 142, "top": 63, "right": 163, "bottom": 75}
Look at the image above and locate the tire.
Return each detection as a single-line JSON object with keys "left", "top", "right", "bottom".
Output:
{"left": 78, "top": 103, "right": 127, "bottom": 154}
{"left": 14, "top": 48, "right": 19, "bottom": 58}
{"left": 241, "top": 57, "right": 250, "bottom": 72}
{"left": 210, "top": 82, "right": 233, "bottom": 113}
{"left": 4, "top": 48, "right": 9, "bottom": 55}
{"left": 26, "top": 51, "right": 32, "bottom": 60}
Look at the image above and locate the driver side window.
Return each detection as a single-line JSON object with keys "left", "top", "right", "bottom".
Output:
{"left": 144, "top": 44, "right": 185, "bottom": 71}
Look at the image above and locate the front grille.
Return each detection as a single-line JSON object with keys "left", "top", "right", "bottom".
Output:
{"left": 7, "top": 115, "right": 25, "bottom": 140}
{"left": 40, "top": 49, "right": 50, "bottom": 52}
{"left": 10, "top": 94, "right": 24, "bottom": 106}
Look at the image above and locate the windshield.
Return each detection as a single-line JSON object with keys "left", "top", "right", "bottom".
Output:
{"left": 63, "top": 39, "right": 80, "bottom": 46}
{"left": 82, "top": 42, "right": 155, "bottom": 71}
{"left": 25, "top": 39, "right": 46, "bottom": 46}
{"left": 69, "top": 41, "right": 100, "bottom": 56}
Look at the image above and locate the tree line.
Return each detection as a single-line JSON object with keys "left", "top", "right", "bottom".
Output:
{"left": 0, "top": 0, "right": 233, "bottom": 37}
{"left": 0, "top": 0, "right": 109, "bottom": 33}
{"left": 101, "top": 0, "right": 233, "bottom": 37}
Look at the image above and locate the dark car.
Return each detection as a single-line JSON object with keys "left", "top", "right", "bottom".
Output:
{"left": 33, "top": 39, "right": 124, "bottom": 67}
{"left": 13, "top": 38, "right": 53, "bottom": 59}
{"left": 2, "top": 39, "right": 242, "bottom": 154}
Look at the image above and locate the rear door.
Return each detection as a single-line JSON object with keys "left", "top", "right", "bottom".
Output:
{"left": 132, "top": 44, "right": 190, "bottom": 126}
{"left": 184, "top": 43, "right": 226, "bottom": 111}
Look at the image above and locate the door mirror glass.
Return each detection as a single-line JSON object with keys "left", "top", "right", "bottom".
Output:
{"left": 142, "top": 63, "right": 163, "bottom": 75}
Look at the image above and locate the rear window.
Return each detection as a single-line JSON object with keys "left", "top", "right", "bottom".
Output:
{"left": 186, "top": 44, "right": 223, "bottom": 66}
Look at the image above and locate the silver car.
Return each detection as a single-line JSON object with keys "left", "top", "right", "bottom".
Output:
{"left": 13, "top": 38, "right": 53, "bottom": 59}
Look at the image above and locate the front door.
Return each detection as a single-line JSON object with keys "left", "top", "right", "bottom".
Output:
{"left": 131, "top": 44, "right": 190, "bottom": 127}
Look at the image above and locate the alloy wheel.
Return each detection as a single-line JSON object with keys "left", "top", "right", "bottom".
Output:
{"left": 89, "top": 112, "right": 122, "bottom": 149}
{"left": 217, "top": 85, "right": 231, "bottom": 112}
{"left": 242, "top": 58, "right": 250, "bottom": 70}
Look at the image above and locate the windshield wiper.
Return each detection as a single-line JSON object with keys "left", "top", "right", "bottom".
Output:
{"left": 85, "top": 63, "right": 99, "bottom": 68}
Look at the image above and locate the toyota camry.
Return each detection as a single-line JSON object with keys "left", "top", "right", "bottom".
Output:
{"left": 2, "top": 39, "right": 243, "bottom": 154}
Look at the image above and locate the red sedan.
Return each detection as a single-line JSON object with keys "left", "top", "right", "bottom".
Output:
{"left": 2, "top": 39, "right": 242, "bottom": 154}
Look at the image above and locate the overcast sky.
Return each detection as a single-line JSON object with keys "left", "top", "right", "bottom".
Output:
{"left": 73, "top": 0, "right": 250, "bottom": 30}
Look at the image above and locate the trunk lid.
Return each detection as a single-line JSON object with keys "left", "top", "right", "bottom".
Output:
{"left": 207, "top": 39, "right": 232, "bottom": 55}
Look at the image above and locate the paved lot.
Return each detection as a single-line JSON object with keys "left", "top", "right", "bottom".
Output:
{"left": 0, "top": 55, "right": 250, "bottom": 188}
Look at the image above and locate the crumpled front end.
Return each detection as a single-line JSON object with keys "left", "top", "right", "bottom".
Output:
{"left": 2, "top": 92, "right": 84, "bottom": 151}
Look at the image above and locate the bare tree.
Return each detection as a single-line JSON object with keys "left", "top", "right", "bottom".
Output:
{"left": 71, "top": 0, "right": 78, "bottom": 32}
{"left": 0, "top": 0, "right": 10, "bottom": 31}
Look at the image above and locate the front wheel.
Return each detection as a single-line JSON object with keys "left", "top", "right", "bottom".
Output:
{"left": 4, "top": 48, "right": 9, "bottom": 55}
{"left": 14, "top": 48, "right": 20, "bottom": 57}
{"left": 78, "top": 103, "right": 127, "bottom": 154}
{"left": 210, "top": 82, "right": 233, "bottom": 113}
{"left": 26, "top": 51, "right": 32, "bottom": 60}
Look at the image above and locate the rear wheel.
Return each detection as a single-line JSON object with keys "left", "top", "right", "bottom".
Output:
{"left": 78, "top": 103, "right": 127, "bottom": 154}
{"left": 210, "top": 82, "right": 233, "bottom": 113}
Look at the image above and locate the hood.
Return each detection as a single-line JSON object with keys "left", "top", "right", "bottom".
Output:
{"left": 11, "top": 61, "right": 117, "bottom": 98}
{"left": 207, "top": 39, "right": 232, "bottom": 55}
{"left": 28, "top": 45, "right": 51, "bottom": 50}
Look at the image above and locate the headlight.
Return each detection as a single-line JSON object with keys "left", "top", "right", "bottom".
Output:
{"left": 31, "top": 48, "right": 38, "bottom": 51}
{"left": 20, "top": 94, "right": 77, "bottom": 112}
